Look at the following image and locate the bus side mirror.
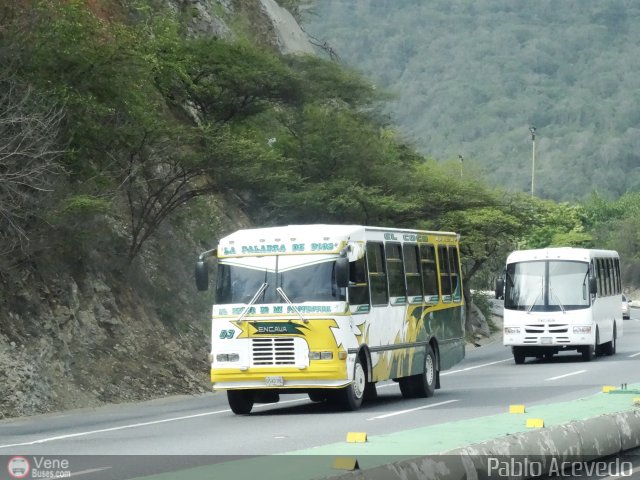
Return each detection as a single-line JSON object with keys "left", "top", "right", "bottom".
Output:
{"left": 336, "top": 257, "right": 349, "bottom": 288}
{"left": 195, "top": 259, "right": 209, "bottom": 291}
{"left": 495, "top": 278, "right": 504, "bottom": 299}
{"left": 589, "top": 277, "right": 598, "bottom": 295}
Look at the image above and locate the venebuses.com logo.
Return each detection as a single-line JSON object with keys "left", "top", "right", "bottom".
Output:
{"left": 7, "top": 456, "right": 30, "bottom": 479}
{"left": 6, "top": 456, "right": 72, "bottom": 478}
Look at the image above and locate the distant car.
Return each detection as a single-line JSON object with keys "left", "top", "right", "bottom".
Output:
{"left": 622, "top": 294, "right": 630, "bottom": 320}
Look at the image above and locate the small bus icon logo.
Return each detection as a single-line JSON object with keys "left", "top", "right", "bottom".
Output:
{"left": 7, "top": 456, "right": 30, "bottom": 478}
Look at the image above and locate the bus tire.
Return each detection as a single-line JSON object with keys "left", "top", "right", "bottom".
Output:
{"left": 399, "top": 344, "right": 437, "bottom": 398}
{"left": 227, "top": 390, "right": 254, "bottom": 415}
{"left": 513, "top": 347, "right": 525, "bottom": 364}
{"left": 363, "top": 382, "right": 378, "bottom": 402}
{"left": 335, "top": 356, "right": 366, "bottom": 410}
{"left": 602, "top": 325, "right": 616, "bottom": 356}
{"left": 308, "top": 391, "right": 327, "bottom": 402}
{"left": 582, "top": 329, "right": 598, "bottom": 361}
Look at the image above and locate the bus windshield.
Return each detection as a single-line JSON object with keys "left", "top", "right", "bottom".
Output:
{"left": 215, "top": 258, "right": 346, "bottom": 304}
{"left": 504, "top": 260, "right": 590, "bottom": 312}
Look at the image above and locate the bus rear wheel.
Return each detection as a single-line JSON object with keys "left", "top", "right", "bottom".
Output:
{"left": 227, "top": 390, "right": 254, "bottom": 415}
{"left": 399, "top": 344, "right": 437, "bottom": 398}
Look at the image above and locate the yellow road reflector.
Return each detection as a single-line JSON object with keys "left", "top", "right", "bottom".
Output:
{"left": 526, "top": 418, "right": 544, "bottom": 428}
{"left": 346, "top": 432, "right": 367, "bottom": 443}
{"left": 333, "top": 457, "right": 360, "bottom": 471}
{"left": 509, "top": 404, "right": 526, "bottom": 414}
{"left": 603, "top": 385, "right": 617, "bottom": 393}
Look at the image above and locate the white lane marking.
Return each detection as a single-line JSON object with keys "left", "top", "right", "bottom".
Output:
{"left": 441, "top": 358, "right": 512, "bottom": 375}
{"left": 629, "top": 352, "right": 640, "bottom": 358}
{"left": 545, "top": 369, "right": 587, "bottom": 381}
{"left": 66, "top": 467, "right": 112, "bottom": 478}
{"left": 0, "top": 397, "right": 308, "bottom": 449}
{"left": 367, "top": 399, "right": 459, "bottom": 421}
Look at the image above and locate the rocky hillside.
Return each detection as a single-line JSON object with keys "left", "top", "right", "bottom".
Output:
{"left": 0, "top": 0, "right": 313, "bottom": 419}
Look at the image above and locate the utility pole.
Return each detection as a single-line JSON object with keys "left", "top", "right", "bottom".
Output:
{"left": 529, "top": 126, "right": 536, "bottom": 195}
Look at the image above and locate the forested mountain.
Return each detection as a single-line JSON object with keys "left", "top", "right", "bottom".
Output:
{"left": 306, "top": 0, "right": 640, "bottom": 201}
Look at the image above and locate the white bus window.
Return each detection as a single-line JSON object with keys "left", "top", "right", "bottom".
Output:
{"left": 448, "top": 246, "right": 461, "bottom": 300}
{"left": 386, "top": 243, "right": 406, "bottom": 302}
{"left": 548, "top": 261, "right": 590, "bottom": 309}
{"left": 348, "top": 255, "right": 370, "bottom": 307}
{"left": 403, "top": 244, "right": 422, "bottom": 301}
{"left": 367, "top": 242, "right": 389, "bottom": 306}
{"left": 419, "top": 244, "right": 438, "bottom": 301}
{"left": 438, "top": 245, "right": 452, "bottom": 298}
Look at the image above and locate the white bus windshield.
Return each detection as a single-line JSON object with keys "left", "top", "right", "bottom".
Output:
{"left": 215, "top": 258, "right": 346, "bottom": 304}
{"left": 504, "top": 260, "right": 590, "bottom": 312}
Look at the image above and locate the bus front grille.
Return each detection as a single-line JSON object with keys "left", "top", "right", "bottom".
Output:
{"left": 252, "top": 338, "right": 296, "bottom": 366}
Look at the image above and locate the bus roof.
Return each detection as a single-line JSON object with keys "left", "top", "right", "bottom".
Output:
{"left": 506, "top": 247, "right": 619, "bottom": 264}
{"left": 216, "top": 225, "right": 459, "bottom": 257}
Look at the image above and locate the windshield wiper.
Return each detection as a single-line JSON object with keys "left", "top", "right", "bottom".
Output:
{"left": 276, "top": 287, "right": 308, "bottom": 324}
{"left": 527, "top": 281, "right": 544, "bottom": 314}
{"left": 236, "top": 282, "right": 268, "bottom": 323}
{"left": 549, "top": 287, "right": 566, "bottom": 314}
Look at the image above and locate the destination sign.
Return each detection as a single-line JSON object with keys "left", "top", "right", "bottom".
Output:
{"left": 213, "top": 304, "right": 337, "bottom": 316}
{"left": 221, "top": 242, "right": 341, "bottom": 256}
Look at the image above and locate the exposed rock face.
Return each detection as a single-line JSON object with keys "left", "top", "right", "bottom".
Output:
{"left": 173, "top": 0, "right": 234, "bottom": 39}
{"left": 258, "top": 0, "right": 315, "bottom": 54}
{"left": 467, "top": 302, "right": 491, "bottom": 338}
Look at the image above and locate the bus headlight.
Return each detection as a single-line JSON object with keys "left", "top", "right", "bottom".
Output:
{"left": 573, "top": 326, "right": 592, "bottom": 334}
{"left": 216, "top": 353, "right": 240, "bottom": 362}
{"left": 310, "top": 351, "right": 334, "bottom": 360}
{"left": 504, "top": 327, "right": 520, "bottom": 334}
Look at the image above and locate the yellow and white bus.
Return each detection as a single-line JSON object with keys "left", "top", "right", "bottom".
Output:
{"left": 500, "top": 248, "right": 623, "bottom": 364}
{"left": 195, "top": 225, "right": 465, "bottom": 414}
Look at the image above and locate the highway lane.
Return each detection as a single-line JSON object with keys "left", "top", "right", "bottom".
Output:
{"left": 1, "top": 309, "right": 639, "bottom": 458}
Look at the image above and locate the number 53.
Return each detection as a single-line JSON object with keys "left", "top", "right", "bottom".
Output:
{"left": 219, "top": 329, "right": 235, "bottom": 339}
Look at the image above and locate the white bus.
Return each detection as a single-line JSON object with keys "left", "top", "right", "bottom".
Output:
{"left": 499, "top": 248, "right": 622, "bottom": 364}
{"left": 195, "top": 225, "right": 466, "bottom": 414}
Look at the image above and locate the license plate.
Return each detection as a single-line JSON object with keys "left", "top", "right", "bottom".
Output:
{"left": 265, "top": 376, "right": 284, "bottom": 387}
{"left": 541, "top": 337, "right": 552, "bottom": 345}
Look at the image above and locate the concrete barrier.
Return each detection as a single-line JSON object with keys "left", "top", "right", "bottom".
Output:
{"left": 324, "top": 409, "right": 640, "bottom": 480}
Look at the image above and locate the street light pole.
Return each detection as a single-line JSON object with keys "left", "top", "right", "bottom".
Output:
{"left": 529, "top": 126, "right": 536, "bottom": 195}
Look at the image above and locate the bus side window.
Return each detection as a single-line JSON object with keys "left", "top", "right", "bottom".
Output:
{"left": 438, "top": 245, "right": 452, "bottom": 300}
{"left": 348, "top": 255, "right": 370, "bottom": 307}
{"left": 367, "top": 242, "right": 389, "bottom": 306}
{"left": 448, "top": 246, "right": 461, "bottom": 300}
{"left": 420, "top": 244, "right": 439, "bottom": 302}
{"left": 607, "top": 258, "right": 616, "bottom": 295}
{"left": 385, "top": 242, "right": 406, "bottom": 303}
{"left": 597, "top": 258, "right": 604, "bottom": 296}
{"left": 403, "top": 244, "right": 422, "bottom": 303}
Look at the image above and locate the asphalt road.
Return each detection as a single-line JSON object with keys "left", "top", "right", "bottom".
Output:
{"left": 1, "top": 308, "right": 639, "bottom": 463}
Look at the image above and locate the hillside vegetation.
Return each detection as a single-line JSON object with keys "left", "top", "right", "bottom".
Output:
{"left": 307, "top": 0, "right": 640, "bottom": 201}
{"left": 0, "top": 0, "right": 638, "bottom": 418}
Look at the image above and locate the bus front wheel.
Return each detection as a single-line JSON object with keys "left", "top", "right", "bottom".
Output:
{"left": 602, "top": 325, "right": 616, "bottom": 356}
{"left": 513, "top": 347, "right": 526, "bottom": 364}
{"left": 334, "top": 356, "right": 366, "bottom": 410}
{"left": 227, "top": 390, "right": 254, "bottom": 415}
{"left": 582, "top": 329, "right": 599, "bottom": 361}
